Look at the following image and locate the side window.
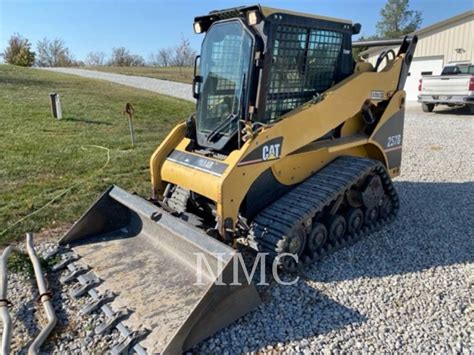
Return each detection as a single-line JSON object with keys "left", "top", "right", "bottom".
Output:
{"left": 264, "top": 25, "right": 343, "bottom": 121}
{"left": 457, "top": 66, "right": 470, "bottom": 74}
{"left": 305, "top": 30, "right": 343, "bottom": 92}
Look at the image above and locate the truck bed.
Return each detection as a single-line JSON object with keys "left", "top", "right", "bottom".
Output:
{"left": 419, "top": 74, "right": 473, "bottom": 105}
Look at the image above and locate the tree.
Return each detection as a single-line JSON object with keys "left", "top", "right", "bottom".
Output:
{"left": 173, "top": 38, "right": 196, "bottom": 67}
{"left": 376, "top": 0, "right": 422, "bottom": 39}
{"left": 108, "top": 47, "right": 144, "bottom": 67}
{"left": 85, "top": 51, "right": 106, "bottom": 66}
{"left": 148, "top": 39, "right": 196, "bottom": 68}
{"left": 158, "top": 48, "right": 174, "bottom": 67}
{"left": 36, "top": 38, "right": 74, "bottom": 67}
{"left": 352, "top": 35, "right": 379, "bottom": 61}
{"left": 149, "top": 47, "right": 174, "bottom": 67}
{"left": 2, "top": 33, "right": 35, "bottom": 67}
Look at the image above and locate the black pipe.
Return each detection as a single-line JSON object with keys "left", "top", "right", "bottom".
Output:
{"left": 352, "top": 38, "right": 410, "bottom": 48}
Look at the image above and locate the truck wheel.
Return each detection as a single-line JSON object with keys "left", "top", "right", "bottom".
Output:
{"left": 422, "top": 103, "right": 435, "bottom": 113}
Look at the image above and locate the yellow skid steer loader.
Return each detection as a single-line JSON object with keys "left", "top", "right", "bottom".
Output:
{"left": 57, "top": 5, "right": 417, "bottom": 353}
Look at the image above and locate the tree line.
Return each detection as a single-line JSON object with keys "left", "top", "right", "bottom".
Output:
{"left": 1, "top": 35, "right": 196, "bottom": 68}
{"left": 2, "top": 0, "right": 421, "bottom": 67}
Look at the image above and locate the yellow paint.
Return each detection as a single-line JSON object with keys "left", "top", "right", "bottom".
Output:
{"left": 149, "top": 53, "right": 408, "bottom": 234}
{"left": 150, "top": 123, "right": 186, "bottom": 197}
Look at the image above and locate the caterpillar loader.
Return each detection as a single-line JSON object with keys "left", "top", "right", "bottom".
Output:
{"left": 57, "top": 5, "right": 417, "bottom": 354}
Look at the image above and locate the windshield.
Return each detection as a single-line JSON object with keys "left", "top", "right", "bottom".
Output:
{"left": 196, "top": 21, "right": 253, "bottom": 143}
{"left": 441, "top": 65, "right": 474, "bottom": 75}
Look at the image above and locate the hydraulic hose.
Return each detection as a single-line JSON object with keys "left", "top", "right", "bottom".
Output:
{"left": 26, "top": 233, "right": 57, "bottom": 355}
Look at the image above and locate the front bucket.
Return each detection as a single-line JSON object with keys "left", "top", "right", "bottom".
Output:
{"left": 59, "top": 185, "right": 261, "bottom": 353}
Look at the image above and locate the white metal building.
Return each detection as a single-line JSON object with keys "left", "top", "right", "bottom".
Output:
{"left": 362, "top": 10, "right": 474, "bottom": 100}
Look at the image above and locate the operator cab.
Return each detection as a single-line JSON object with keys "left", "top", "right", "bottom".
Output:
{"left": 191, "top": 5, "right": 360, "bottom": 152}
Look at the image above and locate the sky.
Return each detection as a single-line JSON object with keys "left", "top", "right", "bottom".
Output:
{"left": 0, "top": 0, "right": 472, "bottom": 62}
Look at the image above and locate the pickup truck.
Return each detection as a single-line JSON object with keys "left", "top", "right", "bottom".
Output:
{"left": 418, "top": 63, "right": 474, "bottom": 113}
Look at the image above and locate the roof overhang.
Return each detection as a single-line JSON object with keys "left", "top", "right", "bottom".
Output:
{"left": 193, "top": 4, "right": 353, "bottom": 33}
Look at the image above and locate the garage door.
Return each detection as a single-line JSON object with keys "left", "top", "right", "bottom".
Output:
{"left": 405, "top": 57, "right": 444, "bottom": 101}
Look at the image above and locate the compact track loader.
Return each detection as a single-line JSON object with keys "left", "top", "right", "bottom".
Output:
{"left": 57, "top": 5, "right": 417, "bottom": 353}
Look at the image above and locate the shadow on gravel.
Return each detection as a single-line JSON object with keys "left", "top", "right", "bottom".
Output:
{"left": 306, "top": 181, "right": 473, "bottom": 283}
{"left": 15, "top": 279, "right": 40, "bottom": 354}
{"left": 204, "top": 181, "right": 473, "bottom": 353}
{"left": 44, "top": 269, "right": 73, "bottom": 347}
{"left": 16, "top": 295, "right": 40, "bottom": 340}
{"left": 431, "top": 105, "right": 473, "bottom": 116}
{"left": 196, "top": 181, "right": 473, "bottom": 352}
{"left": 17, "top": 269, "right": 71, "bottom": 353}
{"left": 198, "top": 279, "right": 367, "bottom": 353}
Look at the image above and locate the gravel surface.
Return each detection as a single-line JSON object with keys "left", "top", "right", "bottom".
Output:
{"left": 1, "top": 104, "right": 472, "bottom": 353}
{"left": 1, "top": 242, "right": 123, "bottom": 354}
{"left": 193, "top": 104, "right": 474, "bottom": 354}
{"left": 38, "top": 67, "right": 194, "bottom": 102}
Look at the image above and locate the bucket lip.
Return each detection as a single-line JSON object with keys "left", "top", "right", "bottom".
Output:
{"left": 57, "top": 185, "right": 262, "bottom": 354}
{"left": 59, "top": 185, "right": 237, "bottom": 257}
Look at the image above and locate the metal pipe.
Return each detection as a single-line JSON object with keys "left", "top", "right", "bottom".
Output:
{"left": 26, "top": 233, "right": 57, "bottom": 355}
{"left": 0, "top": 246, "right": 13, "bottom": 355}
{"left": 352, "top": 38, "right": 408, "bottom": 48}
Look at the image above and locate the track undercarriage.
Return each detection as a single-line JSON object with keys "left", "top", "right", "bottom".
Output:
{"left": 248, "top": 156, "right": 399, "bottom": 271}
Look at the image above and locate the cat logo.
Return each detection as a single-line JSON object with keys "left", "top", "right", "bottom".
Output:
{"left": 262, "top": 143, "right": 281, "bottom": 161}
{"left": 238, "top": 137, "right": 284, "bottom": 166}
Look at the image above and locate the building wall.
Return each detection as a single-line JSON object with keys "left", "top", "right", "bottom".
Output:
{"left": 366, "top": 13, "right": 474, "bottom": 67}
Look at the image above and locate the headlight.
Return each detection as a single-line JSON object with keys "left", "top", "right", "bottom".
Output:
{"left": 247, "top": 10, "right": 259, "bottom": 25}
{"left": 194, "top": 21, "right": 203, "bottom": 34}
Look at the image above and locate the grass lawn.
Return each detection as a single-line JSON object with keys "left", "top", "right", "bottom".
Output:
{"left": 0, "top": 65, "right": 194, "bottom": 244}
{"left": 88, "top": 66, "right": 194, "bottom": 84}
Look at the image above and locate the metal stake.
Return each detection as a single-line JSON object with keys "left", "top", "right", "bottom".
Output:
{"left": 123, "top": 103, "right": 135, "bottom": 148}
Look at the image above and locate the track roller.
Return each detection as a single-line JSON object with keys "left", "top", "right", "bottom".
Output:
{"left": 327, "top": 215, "right": 347, "bottom": 243}
{"left": 277, "top": 224, "right": 306, "bottom": 272}
{"left": 306, "top": 223, "right": 327, "bottom": 253}
{"left": 346, "top": 208, "right": 364, "bottom": 234}
{"left": 364, "top": 205, "right": 379, "bottom": 225}
{"left": 248, "top": 156, "right": 400, "bottom": 271}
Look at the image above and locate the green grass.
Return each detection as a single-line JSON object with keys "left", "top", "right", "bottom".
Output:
{"left": 6, "top": 250, "right": 59, "bottom": 277}
{"left": 88, "top": 66, "right": 194, "bottom": 84}
{"left": 0, "top": 65, "right": 194, "bottom": 244}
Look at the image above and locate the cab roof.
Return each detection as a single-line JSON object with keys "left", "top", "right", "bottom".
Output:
{"left": 194, "top": 4, "right": 352, "bottom": 26}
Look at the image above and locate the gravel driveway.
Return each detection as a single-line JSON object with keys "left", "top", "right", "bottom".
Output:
{"left": 38, "top": 67, "right": 194, "bottom": 102}
{"left": 194, "top": 104, "right": 474, "bottom": 354}
{"left": 2, "top": 104, "right": 473, "bottom": 353}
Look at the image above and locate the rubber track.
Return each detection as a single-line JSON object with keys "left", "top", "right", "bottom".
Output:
{"left": 248, "top": 156, "right": 399, "bottom": 267}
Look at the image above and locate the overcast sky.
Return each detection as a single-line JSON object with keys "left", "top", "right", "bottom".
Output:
{"left": 0, "top": 0, "right": 472, "bottom": 62}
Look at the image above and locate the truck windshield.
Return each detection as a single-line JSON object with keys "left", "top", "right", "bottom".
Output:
{"left": 196, "top": 21, "right": 253, "bottom": 142}
{"left": 441, "top": 65, "right": 474, "bottom": 75}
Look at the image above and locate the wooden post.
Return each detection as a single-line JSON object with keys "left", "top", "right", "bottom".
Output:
{"left": 123, "top": 103, "right": 135, "bottom": 148}
{"left": 49, "top": 93, "right": 62, "bottom": 119}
